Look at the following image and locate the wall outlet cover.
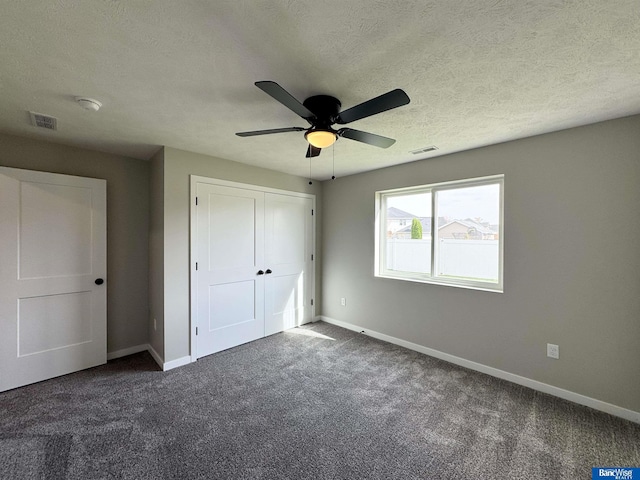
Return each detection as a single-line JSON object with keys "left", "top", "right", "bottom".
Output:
{"left": 547, "top": 343, "right": 559, "bottom": 359}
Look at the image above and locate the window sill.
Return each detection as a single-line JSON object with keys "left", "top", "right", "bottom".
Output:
{"left": 375, "top": 272, "right": 503, "bottom": 293}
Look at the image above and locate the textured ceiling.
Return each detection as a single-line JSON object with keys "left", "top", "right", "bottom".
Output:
{"left": 1, "top": 1, "right": 639, "bottom": 180}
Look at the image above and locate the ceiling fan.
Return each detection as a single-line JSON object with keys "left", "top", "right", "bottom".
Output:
{"left": 236, "top": 81, "right": 410, "bottom": 158}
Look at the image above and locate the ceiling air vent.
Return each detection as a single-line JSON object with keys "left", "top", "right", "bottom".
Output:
{"left": 410, "top": 145, "right": 438, "bottom": 155}
{"left": 29, "top": 111, "right": 58, "bottom": 131}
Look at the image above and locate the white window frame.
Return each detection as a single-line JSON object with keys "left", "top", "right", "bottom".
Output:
{"left": 375, "top": 174, "right": 504, "bottom": 293}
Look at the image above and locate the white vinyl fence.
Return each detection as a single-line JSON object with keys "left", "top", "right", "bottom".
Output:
{"left": 387, "top": 239, "right": 431, "bottom": 273}
{"left": 437, "top": 239, "right": 499, "bottom": 280}
{"left": 387, "top": 239, "right": 499, "bottom": 280}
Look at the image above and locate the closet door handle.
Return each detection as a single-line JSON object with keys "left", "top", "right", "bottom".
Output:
{"left": 265, "top": 269, "right": 272, "bottom": 274}
{"left": 257, "top": 270, "right": 264, "bottom": 275}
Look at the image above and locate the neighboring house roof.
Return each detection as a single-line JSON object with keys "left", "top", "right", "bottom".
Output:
{"left": 461, "top": 218, "right": 495, "bottom": 234}
{"left": 387, "top": 206, "right": 416, "bottom": 219}
{"left": 436, "top": 217, "right": 448, "bottom": 228}
{"left": 396, "top": 217, "right": 448, "bottom": 235}
{"left": 439, "top": 218, "right": 495, "bottom": 235}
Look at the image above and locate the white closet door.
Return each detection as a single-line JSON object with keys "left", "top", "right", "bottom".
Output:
{"left": 0, "top": 167, "right": 106, "bottom": 392}
{"left": 195, "top": 183, "right": 265, "bottom": 358}
{"left": 264, "top": 193, "right": 313, "bottom": 336}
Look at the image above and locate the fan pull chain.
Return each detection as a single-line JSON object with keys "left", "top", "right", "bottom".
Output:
{"left": 308, "top": 156, "right": 312, "bottom": 185}
{"left": 332, "top": 144, "right": 336, "bottom": 180}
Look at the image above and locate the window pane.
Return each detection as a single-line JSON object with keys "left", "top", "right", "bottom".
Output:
{"left": 435, "top": 184, "right": 500, "bottom": 282}
{"left": 385, "top": 193, "right": 432, "bottom": 274}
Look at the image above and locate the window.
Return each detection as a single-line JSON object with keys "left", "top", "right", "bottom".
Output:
{"left": 375, "top": 175, "right": 503, "bottom": 292}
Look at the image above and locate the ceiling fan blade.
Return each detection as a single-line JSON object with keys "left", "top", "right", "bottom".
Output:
{"left": 236, "top": 127, "right": 306, "bottom": 137}
{"left": 255, "top": 81, "right": 316, "bottom": 120}
{"left": 336, "top": 89, "right": 410, "bottom": 125}
{"left": 338, "top": 128, "right": 396, "bottom": 148}
{"left": 306, "top": 144, "right": 321, "bottom": 158}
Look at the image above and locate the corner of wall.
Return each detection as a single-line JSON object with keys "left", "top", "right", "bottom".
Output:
{"left": 148, "top": 147, "right": 165, "bottom": 360}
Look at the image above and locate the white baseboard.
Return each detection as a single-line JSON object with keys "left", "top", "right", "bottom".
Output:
{"left": 318, "top": 316, "right": 640, "bottom": 424}
{"left": 162, "top": 355, "right": 192, "bottom": 371}
{"left": 147, "top": 344, "right": 164, "bottom": 370}
{"left": 107, "top": 344, "right": 150, "bottom": 361}
{"left": 107, "top": 343, "right": 193, "bottom": 372}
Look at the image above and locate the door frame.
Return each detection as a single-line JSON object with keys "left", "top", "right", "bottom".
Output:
{"left": 189, "top": 176, "right": 316, "bottom": 362}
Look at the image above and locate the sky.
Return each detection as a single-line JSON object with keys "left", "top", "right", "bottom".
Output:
{"left": 388, "top": 184, "right": 500, "bottom": 224}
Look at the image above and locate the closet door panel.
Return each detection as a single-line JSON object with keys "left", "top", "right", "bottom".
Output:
{"left": 195, "top": 184, "right": 264, "bottom": 357}
{"left": 264, "top": 193, "right": 313, "bottom": 336}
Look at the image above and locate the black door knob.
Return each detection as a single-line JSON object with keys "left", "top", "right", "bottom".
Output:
{"left": 257, "top": 270, "right": 264, "bottom": 275}
{"left": 95, "top": 278, "right": 104, "bottom": 285}
{"left": 265, "top": 269, "right": 272, "bottom": 274}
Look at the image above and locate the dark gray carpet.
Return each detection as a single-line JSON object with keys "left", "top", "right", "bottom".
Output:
{"left": 1, "top": 321, "right": 638, "bottom": 479}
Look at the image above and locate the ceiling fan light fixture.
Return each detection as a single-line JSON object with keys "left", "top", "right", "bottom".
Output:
{"left": 305, "top": 129, "right": 337, "bottom": 149}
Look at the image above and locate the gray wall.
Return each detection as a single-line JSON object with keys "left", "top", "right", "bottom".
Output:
{"left": 0, "top": 133, "right": 150, "bottom": 354}
{"left": 321, "top": 115, "right": 640, "bottom": 412}
{"left": 149, "top": 148, "right": 164, "bottom": 357}
{"left": 159, "top": 147, "right": 323, "bottom": 362}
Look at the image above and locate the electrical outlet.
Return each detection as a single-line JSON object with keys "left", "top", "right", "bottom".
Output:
{"left": 547, "top": 343, "right": 559, "bottom": 359}
{"left": 340, "top": 297, "right": 346, "bottom": 306}
{"left": 153, "top": 318, "right": 157, "bottom": 331}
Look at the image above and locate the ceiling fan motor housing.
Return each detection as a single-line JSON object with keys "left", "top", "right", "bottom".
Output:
{"left": 302, "top": 95, "right": 341, "bottom": 128}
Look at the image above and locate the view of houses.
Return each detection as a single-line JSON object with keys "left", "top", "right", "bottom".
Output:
{"left": 385, "top": 207, "right": 500, "bottom": 281}
{"left": 386, "top": 206, "right": 499, "bottom": 240}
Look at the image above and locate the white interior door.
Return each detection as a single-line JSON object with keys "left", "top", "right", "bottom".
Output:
{"left": 0, "top": 166, "right": 106, "bottom": 392}
{"left": 195, "top": 183, "right": 265, "bottom": 358}
{"left": 264, "top": 193, "right": 313, "bottom": 336}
